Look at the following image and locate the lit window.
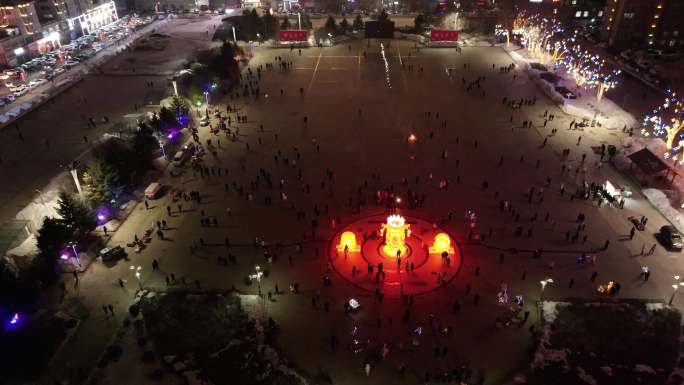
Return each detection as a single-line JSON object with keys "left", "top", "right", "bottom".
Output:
{"left": 583, "top": 11, "right": 589, "bottom": 17}
{"left": 571, "top": 0, "right": 577, "bottom": 3}
{"left": 598, "top": 10, "right": 603, "bottom": 16}
{"left": 652, "top": 24, "right": 657, "bottom": 28}
{"left": 575, "top": 10, "right": 582, "bottom": 17}
{"left": 674, "top": 31, "right": 679, "bottom": 36}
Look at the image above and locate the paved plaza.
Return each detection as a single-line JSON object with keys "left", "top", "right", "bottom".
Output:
{"left": 9, "top": 21, "right": 684, "bottom": 384}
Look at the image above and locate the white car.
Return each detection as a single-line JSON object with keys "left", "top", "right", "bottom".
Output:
{"left": 28, "top": 78, "right": 47, "bottom": 88}
{"left": 13, "top": 87, "right": 28, "bottom": 97}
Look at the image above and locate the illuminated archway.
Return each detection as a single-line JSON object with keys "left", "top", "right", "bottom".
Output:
{"left": 429, "top": 233, "right": 454, "bottom": 255}
{"left": 337, "top": 231, "right": 360, "bottom": 252}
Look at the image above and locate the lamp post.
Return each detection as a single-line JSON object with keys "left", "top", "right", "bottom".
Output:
{"left": 69, "top": 241, "right": 81, "bottom": 267}
{"left": 35, "top": 189, "right": 46, "bottom": 206}
{"left": 232, "top": 26, "right": 237, "bottom": 43}
{"left": 156, "top": 132, "right": 166, "bottom": 157}
{"left": 249, "top": 265, "right": 264, "bottom": 296}
{"left": 61, "top": 161, "right": 84, "bottom": 200}
{"left": 203, "top": 90, "right": 209, "bottom": 117}
{"left": 669, "top": 276, "right": 684, "bottom": 305}
{"left": 298, "top": 12, "right": 301, "bottom": 29}
{"left": 130, "top": 265, "right": 143, "bottom": 290}
{"left": 540, "top": 278, "right": 553, "bottom": 300}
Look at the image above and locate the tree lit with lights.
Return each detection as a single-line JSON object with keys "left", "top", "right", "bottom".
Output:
{"left": 642, "top": 90, "right": 684, "bottom": 164}
{"left": 494, "top": 24, "right": 509, "bottom": 45}
{"left": 561, "top": 43, "right": 621, "bottom": 102}
{"left": 512, "top": 12, "right": 568, "bottom": 64}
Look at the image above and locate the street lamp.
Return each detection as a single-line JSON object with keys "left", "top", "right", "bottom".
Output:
{"left": 155, "top": 132, "right": 167, "bottom": 157}
{"left": 130, "top": 265, "right": 143, "bottom": 290}
{"left": 249, "top": 265, "right": 264, "bottom": 296}
{"left": 35, "top": 189, "right": 46, "bottom": 206}
{"left": 69, "top": 241, "right": 81, "bottom": 267}
{"left": 61, "top": 161, "right": 84, "bottom": 200}
{"left": 540, "top": 278, "right": 554, "bottom": 299}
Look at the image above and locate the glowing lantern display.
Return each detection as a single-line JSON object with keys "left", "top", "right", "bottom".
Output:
{"left": 380, "top": 215, "right": 411, "bottom": 257}
{"left": 337, "top": 231, "right": 360, "bottom": 252}
{"left": 429, "top": 232, "right": 454, "bottom": 255}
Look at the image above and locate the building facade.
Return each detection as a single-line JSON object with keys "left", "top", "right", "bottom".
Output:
{"left": 0, "top": 0, "right": 118, "bottom": 66}
{"left": 601, "top": 0, "right": 684, "bottom": 50}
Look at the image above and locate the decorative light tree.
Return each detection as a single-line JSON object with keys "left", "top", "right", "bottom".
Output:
{"left": 494, "top": 24, "right": 509, "bottom": 46}
{"left": 562, "top": 43, "right": 621, "bottom": 102}
{"left": 512, "top": 13, "right": 568, "bottom": 65}
{"left": 642, "top": 90, "right": 684, "bottom": 164}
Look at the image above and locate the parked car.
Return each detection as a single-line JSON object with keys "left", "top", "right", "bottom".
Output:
{"left": 658, "top": 225, "right": 683, "bottom": 250}
{"left": 555, "top": 86, "right": 577, "bottom": 99}
{"left": 13, "top": 87, "right": 28, "bottom": 97}
{"left": 144, "top": 182, "right": 163, "bottom": 199}
{"left": 172, "top": 150, "right": 188, "bottom": 165}
{"left": 99, "top": 245, "right": 128, "bottom": 262}
{"left": 28, "top": 78, "right": 47, "bottom": 88}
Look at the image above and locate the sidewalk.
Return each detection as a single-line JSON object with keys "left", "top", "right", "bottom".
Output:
{"left": 501, "top": 41, "right": 684, "bottom": 247}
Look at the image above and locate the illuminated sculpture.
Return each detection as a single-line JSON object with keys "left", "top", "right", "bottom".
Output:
{"left": 429, "top": 233, "right": 454, "bottom": 255}
{"left": 380, "top": 215, "right": 411, "bottom": 257}
{"left": 337, "top": 231, "right": 360, "bottom": 252}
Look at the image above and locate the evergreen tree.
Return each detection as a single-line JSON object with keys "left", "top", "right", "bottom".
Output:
{"left": 82, "top": 156, "right": 122, "bottom": 204}
{"left": 414, "top": 14, "right": 425, "bottom": 32}
{"left": 324, "top": 15, "right": 338, "bottom": 35}
{"left": 377, "top": 10, "right": 390, "bottom": 22}
{"left": 35, "top": 217, "right": 71, "bottom": 284}
{"left": 339, "top": 17, "right": 349, "bottom": 33}
{"left": 262, "top": 11, "right": 278, "bottom": 39}
{"left": 300, "top": 13, "right": 313, "bottom": 29}
{"left": 170, "top": 94, "right": 189, "bottom": 115}
{"left": 353, "top": 14, "right": 364, "bottom": 31}
{"left": 56, "top": 190, "right": 96, "bottom": 233}
{"left": 280, "top": 16, "right": 291, "bottom": 30}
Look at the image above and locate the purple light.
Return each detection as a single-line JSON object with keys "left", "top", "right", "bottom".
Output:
{"left": 95, "top": 206, "right": 111, "bottom": 224}
{"left": 60, "top": 253, "right": 69, "bottom": 260}
{"left": 10, "top": 313, "right": 19, "bottom": 325}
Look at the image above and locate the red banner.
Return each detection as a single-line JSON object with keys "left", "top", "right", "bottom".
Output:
{"left": 279, "top": 30, "right": 308, "bottom": 42}
{"left": 430, "top": 29, "right": 459, "bottom": 42}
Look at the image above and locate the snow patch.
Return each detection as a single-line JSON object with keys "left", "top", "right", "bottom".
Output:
{"left": 577, "top": 367, "right": 598, "bottom": 385}
{"left": 542, "top": 301, "right": 570, "bottom": 323}
{"left": 635, "top": 364, "right": 657, "bottom": 374}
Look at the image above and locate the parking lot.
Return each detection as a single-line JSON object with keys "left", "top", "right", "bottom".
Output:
{"left": 0, "top": 15, "right": 156, "bottom": 114}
